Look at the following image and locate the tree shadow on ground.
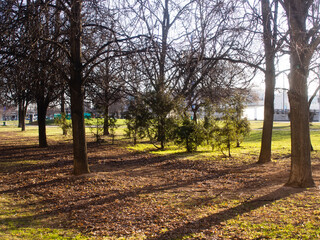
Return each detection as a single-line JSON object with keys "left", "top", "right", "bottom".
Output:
{"left": 1, "top": 133, "right": 318, "bottom": 238}
{"left": 0, "top": 160, "right": 289, "bottom": 221}
{"left": 0, "top": 167, "right": 301, "bottom": 239}
{"left": 0, "top": 143, "right": 74, "bottom": 173}
{"left": 147, "top": 187, "right": 305, "bottom": 240}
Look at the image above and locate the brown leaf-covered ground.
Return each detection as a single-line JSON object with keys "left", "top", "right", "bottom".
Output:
{"left": 1, "top": 129, "right": 320, "bottom": 239}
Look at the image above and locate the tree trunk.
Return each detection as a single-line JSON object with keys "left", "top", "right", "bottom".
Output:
{"left": 21, "top": 107, "right": 26, "bottom": 131}
{"left": 103, "top": 105, "right": 109, "bottom": 135}
{"left": 283, "top": 0, "right": 314, "bottom": 187}
{"left": 157, "top": 0, "right": 169, "bottom": 150}
{"left": 18, "top": 102, "right": 22, "bottom": 128}
{"left": 18, "top": 103, "right": 21, "bottom": 128}
{"left": 70, "top": 83, "right": 89, "bottom": 175}
{"left": 287, "top": 86, "right": 314, "bottom": 187}
{"left": 158, "top": 116, "right": 166, "bottom": 150}
{"left": 192, "top": 108, "right": 198, "bottom": 122}
{"left": 228, "top": 139, "right": 231, "bottom": 157}
{"left": 18, "top": 102, "right": 26, "bottom": 131}
{"left": 60, "top": 89, "right": 67, "bottom": 136}
{"left": 37, "top": 100, "right": 48, "bottom": 148}
{"left": 258, "top": 0, "right": 276, "bottom": 164}
{"left": 69, "top": 0, "right": 89, "bottom": 175}
{"left": 133, "top": 130, "right": 137, "bottom": 145}
{"left": 18, "top": 101, "right": 27, "bottom": 131}
{"left": 258, "top": 70, "right": 275, "bottom": 163}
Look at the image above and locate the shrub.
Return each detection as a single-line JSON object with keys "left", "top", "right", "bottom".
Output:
{"left": 124, "top": 98, "right": 151, "bottom": 145}
{"left": 174, "top": 116, "right": 205, "bottom": 152}
{"left": 54, "top": 113, "right": 72, "bottom": 135}
{"left": 86, "top": 118, "right": 104, "bottom": 143}
{"left": 108, "top": 115, "right": 118, "bottom": 144}
{"left": 216, "top": 94, "right": 251, "bottom": 156}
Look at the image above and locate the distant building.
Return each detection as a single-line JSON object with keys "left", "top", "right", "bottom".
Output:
{"left": 1, "top": 106, "right": 18, "bottom": 121}
{"left": 243, "top": 88, "right": 264, "bottom": 120}
{"left": 244, "top": 88, "right": 320, "bottom": 121}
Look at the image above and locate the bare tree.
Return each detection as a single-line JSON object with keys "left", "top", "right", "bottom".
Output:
{"left": 0, "top": 0, "right": 35, "bottom": 131}
{"left": 280, "top": 0, "right": 320, "bottom": 187}
{"left": 258, "top": 0, "right": 280, "bottom": 163}
{"left": 66, "top": 0, "right": 90, "bottom": 174}
{"left": 87, "top": 58, "right": 125, "bottom": 135}
{"left": 30, "top": 1, "right": 65, "bottom": 147}
{"left": 0, "top": 62, "right": 33, "bottom": 131}
{"left": 57, "top": 0, "right": 131, "bottom": 174}
{"left": 121, "top": 0, "right": 253, "bottom": 149}
{"left": 119, "top": 0, "right": 194, "bottom": 149}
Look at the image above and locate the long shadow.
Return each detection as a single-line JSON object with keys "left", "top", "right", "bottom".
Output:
{"left": 0, "top": 177, "right": 68, "bottom": 194}
{"left": 0, "top": 154, "right": 73, "bottom": 174}
{"left": 0, "top": 172, "right": 231, "bottom": 228}
{"left": 90, "top": 154, "right": 174, "bottom": 172}
{"left": 0, "top": 143, "right": 73, "bottom": 159}
{"left": 0, "top": 143, "right": 74, "bottom": 173}
{"left": 147, "top": 187, "right": 305, "bottom": 240}
{"left": 1, "top": 145, "right": 163, "bottom": 175}
{"left": 1, "top": 160, "right": 73, "bottom": 175}
{"left": 0, "top": 148, "right": 71, "bottom": 162}
{"left": 1, "top": 138, "right": 302, "bottom": 238}
{"left": 0, "top": 172, "right": 219, "bottom": 229}
{"left": 1, "top": 161, "right": 270, "bottom": 218}
{"left": 1, "top": 155, "right": 268, "bottom": 200}
{"left": 0, "top": 145, "right": 39, "bottom": 152}
{"left": 1, "top": 140, "right": 226, "bottom": 175}
{"left": 0, "top": 160, "right": 295, "bottom": 238}
{"left": 90, "top": 149, "right": 250, "bottom": 175}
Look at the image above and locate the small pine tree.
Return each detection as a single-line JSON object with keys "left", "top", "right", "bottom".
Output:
{"left": 124, "top": 97, "right": 151, "bottom": 145}
{"left": 217, "top": 93, "right": 250, "bottom": 156}
{"left": 87, "top": 118, "right": 104, "bottom": 143}
{"left": 174, "top": 115, "right": 205, "bottom": 152}
{"left": 235, "top": 118, "right": 250, "bottom": 147}
{"left": 108, "top": 115, "right": 118, "bottom": 144}
{"left": 232, "top": 93, "right": 250, "bottom": 147}
{"left": 201, "top": 103, "right": 220, "bottom": 150}
{"left": 218, "top": 113, "right": 237, "bottom": 157}
{"left": 54, "top": 113, "right": 72, "bottom": 135}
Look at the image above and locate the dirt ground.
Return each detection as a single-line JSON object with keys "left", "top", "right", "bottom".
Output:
{"left": 1, "top": 132, "right": 320, "bottom": 239}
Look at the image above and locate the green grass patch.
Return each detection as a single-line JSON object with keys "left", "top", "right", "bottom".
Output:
{"left": 126, "top": 121, "right": 320, "bottom": 160}
{"left": 220, "top": 192, "right": 320, "bottom": 239}
{"left": 1, "top": 121, "right": 320, "bottom": 239}
{"left": 0, "top": 196, "right": 89, "bottom": 240}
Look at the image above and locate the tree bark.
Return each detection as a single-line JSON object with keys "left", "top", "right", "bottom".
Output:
{"left": 103, "top": 105, "right": 109, "bottom": 136}
{"left": 37, "top": 99, "right": 48, "bottom": 148}
{"left": 258, "top": 0, "right": 276, "bottom": 164}
{"left": 157, "top": 0, "right": 169, "bottom": 150}
{"left": 287, "top": 86, "right": 314, "bottom": 187}
{"left": 18, "top": 102, "right": 22, "bottom": 128}
{"left": 69, "top": 0, "right": 89, "bottom": 175}
{"left": 70, "top": 82, "right": 89, "bottom": 175}
{"left": 258, "top": 68, "right": 275, "bottom": 163}
{"left": 60, "top": 89, "right": 67, "bottom": 136}
{"left": 282, "top": 0, "right": 315, "bottom": 187}
{"left": 18, "top": 101, "right": 26, "bottom": 131}
{"left": 158, "top": 115, "right": 166, "bottom": 150}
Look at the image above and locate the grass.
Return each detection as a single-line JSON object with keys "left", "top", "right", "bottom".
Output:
{"left": 126, "top": 121, "right": 320, "bottom": 160}
{"left": 0, "top": 195, "right": 89, "bottom": 240}
{"left": 1, "top": 121, "right": 320, "bottom": 239}
{"left": 221, "top": 191, "right": 320, "bottom": 239}
{"left": 5, "top": 119, "right": 318, "bottom": 159}
{"left": 2, "top": 119, "right": 320, "bottom": 158}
